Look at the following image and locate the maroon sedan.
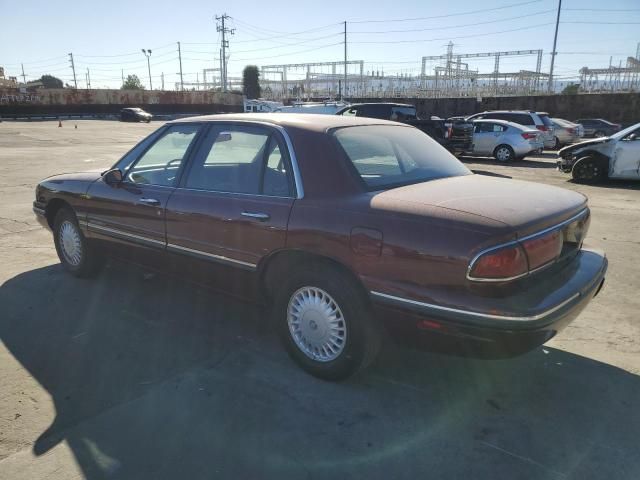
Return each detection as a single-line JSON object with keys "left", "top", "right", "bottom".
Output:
{"left": 33, "top": 114, "right": 607, "bottom": 380}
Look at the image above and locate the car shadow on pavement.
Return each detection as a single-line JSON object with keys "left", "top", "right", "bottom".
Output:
{"left": 1, "top": 262, "right": 639, "bottom": 479}
{"left": 567, "top": 178, "right": 640, "bottom": 191}
{"left": 460, "top": 156, "right": 557, "bottom": 169}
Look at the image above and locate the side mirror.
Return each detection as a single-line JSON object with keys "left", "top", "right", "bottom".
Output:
{"left": 103, "top": 168, "right": 123, "bottom": 185}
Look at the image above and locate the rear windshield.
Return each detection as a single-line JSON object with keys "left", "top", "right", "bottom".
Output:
{"left": 333, "top": 125, "right": 471, "bottom": 190}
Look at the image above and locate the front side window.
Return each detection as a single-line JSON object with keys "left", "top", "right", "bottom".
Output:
{"left": 334, "top": 125, "right": 470, "bottom": 190}
{"left": 126, "top": 124, "right": 200, "bottom": 186}
{"left": 184, "top": 126, "right": 292, "bottom": 196}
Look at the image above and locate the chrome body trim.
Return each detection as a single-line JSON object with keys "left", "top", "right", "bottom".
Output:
{"left": 88, "top": 223, "right": 165, "bottom": 247}
{"left": 33, "top": 206, "right": 46, "bottom": 216}
{"left": 466, "top": 209, "right": 589, "bottom": 282}
{"left": 166, "top": 243, "right": 257, "bottom": 270}
{"left": 370, "top": 290, "right": 581, "bottom": 322}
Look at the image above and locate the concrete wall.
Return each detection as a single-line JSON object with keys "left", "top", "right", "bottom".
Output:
{"left": 350, "top": 93, "right": 640, "bottom": 126}
{"left": 0, "top": 88, "right": 243, "bottom": 117}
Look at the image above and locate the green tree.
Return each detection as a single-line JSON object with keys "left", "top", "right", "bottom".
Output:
{"left": 242, "top": 65, "right": 261, "bottom": 99}
{"left": 121, "top": 74, "right": 145, "bottom": 90}
{"left": 561, "top": 83, "right": 580, "bottom": 95}
{"left": 39, "top": 75, "right": 64, "bottom": 89}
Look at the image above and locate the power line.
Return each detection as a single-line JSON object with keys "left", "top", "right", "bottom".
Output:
{"left": 351, "top": 22, "right": 554, "bottom": 44}
{"left": 351, "top": 10, "right": 554, "bottom": 34}
{"left": 349, "top": 0, "right": 542, "bottom": 23}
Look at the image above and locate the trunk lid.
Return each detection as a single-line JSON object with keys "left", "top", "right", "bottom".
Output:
{"left": 375, "top": 174, "right": 587, "bottom": 239}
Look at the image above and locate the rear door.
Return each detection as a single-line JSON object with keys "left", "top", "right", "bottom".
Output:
{"left": 165, "top": 123, "right": 296, "bottom": 276}
{"left": 473, "top": 122, "right": 501, "bottom": 154}
{"left": 85, "top": 123, "right": 202, "bottom": 252}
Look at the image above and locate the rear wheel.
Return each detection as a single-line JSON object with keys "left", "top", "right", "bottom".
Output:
{"left": 494, "top": 144, "right": 515, "bottom": 163}
{"left": 53, "top": 208, "right": 103, "bottom": 277}
{"left": 553, "top": 136, "right": 562, "bottom": 150}
{"left": 572, "top": 156, "right": 607, "bottom": 183}
{"left": 273, "top": 264, "right": 381, "bottom": 380}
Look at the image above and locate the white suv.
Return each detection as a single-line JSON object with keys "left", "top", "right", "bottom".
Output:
{"left": 466, "top": 111, "right": 555, "bottom": 150}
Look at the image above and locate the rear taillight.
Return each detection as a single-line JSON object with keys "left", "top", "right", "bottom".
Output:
{"left": 469, "top": 227, "right": 570, "bottom": 281}
{"left": 536, "top": 125, "right": 548, "bottom": 132}
{"left": 468, "top": 245, "right": 528, "bottom": 280}
{"left": 567, "top": 128, "right": 575, "bottom": 134}
{"left": 522, "top": 132, "right": 537, "bottom": 140}
{"left": 521, "top": 230, "right": 563, "bottom": 270}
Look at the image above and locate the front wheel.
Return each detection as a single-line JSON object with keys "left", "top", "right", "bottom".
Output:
{"left": 572, "top": 156, "right": 607, "bottom": 183}
{"left": 494, "top": 144, "right": 515, "bottom": 163}
{"left": 273, "top": 265, "right": 381, "bottom": 381}
{"left": 53, "top": 208, "right": 103, "bottom": 277}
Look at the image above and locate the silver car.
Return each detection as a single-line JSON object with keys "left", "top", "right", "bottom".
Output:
{"left": 552, "top": 118, "right": 584, "bottom": 149}
{"left": 469, "top": 119, "right": 544, "bottom": 162}
{"left": 466, "top": 110, "right": 555, "bottom": 150}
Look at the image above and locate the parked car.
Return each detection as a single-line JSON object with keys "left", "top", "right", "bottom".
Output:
{"left": 466, "top": 110, "right": 555, "bottom": 150}
{"left": 468, "top": 119, "right": 543, "bottom": 162}
{"left": 336, "top": 103, "right": 474, "bottom": 155}
{"left": 120, "top": 107, "right": 152, "bottom": 123}
{"left": 557, "top": 122, "right": 640, "bottom": 182}
{"left": 552, "top": 118, "right": 584, "bottom": 148}
{"left": 33, "top": 113, "right": 607, "bottom": 380}
{"left": 574, "top": 118, "right": 621, "bottom": 138}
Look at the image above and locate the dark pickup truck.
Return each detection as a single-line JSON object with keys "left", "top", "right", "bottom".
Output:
{"left": 336, "top": 103, "right": 474, "bottom": 154}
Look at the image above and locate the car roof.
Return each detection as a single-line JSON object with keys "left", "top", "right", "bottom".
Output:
{"left": 169, "top": 112, "right": 404, "bottom": 132}
{"left": 347, "top": 102, "right": 415, "bottom": 108}
{"left": 476, "top": 110, "right": 535, "bottom": 114}
{"left": 472, "top": 118, "right": 537, "bottom": 130}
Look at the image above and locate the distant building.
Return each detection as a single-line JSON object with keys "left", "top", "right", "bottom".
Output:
{"left": 0, "top": 67, "right": 18, "bottom": 88}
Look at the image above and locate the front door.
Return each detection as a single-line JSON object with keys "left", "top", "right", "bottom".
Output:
{"left": 165, "top": 123, "right": 296, "bottom": 294}
{"left": 611, "top": 128, "right": 640, "bottom": 179}
{"left": 85, "top": 123, "right": 202, "bottom": 256}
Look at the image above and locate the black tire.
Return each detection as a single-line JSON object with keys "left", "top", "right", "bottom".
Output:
{"left": 571, "top": 156, "right": 607, "bottom": 183}
{"left": 273, "top": 264, "right": 382, "bottom": 381}
{"left": 53, "top": 207, "right": 103, "bottom": 277}
{"left": 493, "top": 144, "right": 515, "bottom": 163}
{"left": 553, "top": 136, "right": 562, "bottom": 150}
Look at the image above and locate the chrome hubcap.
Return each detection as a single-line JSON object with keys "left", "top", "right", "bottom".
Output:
{"left": 59, "top": 220, "right": 82, "bottom": 266}
{"left": 496, "top": 147, "right": 511, "bottom": 161}
{"left": 287, "top": 286, "right": 347, "bottom": 362}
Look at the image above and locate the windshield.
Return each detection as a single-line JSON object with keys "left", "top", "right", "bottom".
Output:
{"left": 610, "top": 122, "right": 640, "bottom": 140}
{"left": 334, "top": 125, "right": 471, "bottom": 190}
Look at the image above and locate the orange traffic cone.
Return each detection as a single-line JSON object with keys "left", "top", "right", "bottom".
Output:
{"left": 58, "top": 119, "right": 62, "bottom": 127}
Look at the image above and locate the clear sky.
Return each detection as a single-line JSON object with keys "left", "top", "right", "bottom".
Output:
{"left": 1, "top": 0, "right": 638, "bottom": 89}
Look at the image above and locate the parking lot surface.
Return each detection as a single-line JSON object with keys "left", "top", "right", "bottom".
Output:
{"left": 0, "top": 120, "right": 638, "bottom": 479}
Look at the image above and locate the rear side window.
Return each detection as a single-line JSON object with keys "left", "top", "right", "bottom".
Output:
{"left": 538, "top": 114, "right": 553, "bottom": 127}
{"left": 334, "top": 125, "right": 470, "bottom": 190}
{"left": 507, "top": 113, "right": 535, "bottom": 125}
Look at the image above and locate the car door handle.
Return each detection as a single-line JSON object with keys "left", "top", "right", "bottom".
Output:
{"left": 138, "top": 197, "right": 161, "bottom": 206}
{"left": 241, "top": 211, "right": 270, "bottom": 221}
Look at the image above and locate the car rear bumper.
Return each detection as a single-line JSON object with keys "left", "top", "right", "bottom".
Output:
{"left": 371, "top": 248, "right": 607, "bottom": 357}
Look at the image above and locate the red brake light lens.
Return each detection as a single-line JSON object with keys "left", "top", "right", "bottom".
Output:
{"left": 469, "top": 245, "right": 528, "bottom": 280}
{"left": 522, "top": 132, "right": 537, "bottom": 140}
{"left": 521, "top": 230, "right": 563, "bottom": 270}
{"left": 536, "top": 125, "right": 548, "bottom": 131}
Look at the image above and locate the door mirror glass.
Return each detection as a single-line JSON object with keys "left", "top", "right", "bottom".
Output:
{"left": 103, "top": 168, "right": 123, "bottom": 185}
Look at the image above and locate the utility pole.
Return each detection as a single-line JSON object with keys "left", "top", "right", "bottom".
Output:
{"left": 121, "top": 69, "right": 124, "bottom": 85}
{"left": 68, "top": 53, "right": 77, "bottom": 89}
{"left": 20, "top": 63, "right": 26, "bottom": 85}
{"left": 161, "top": 72, "right": 165, "bottom": 91}
{"left": 548, "top": 0, "right": 562, "bottom": 93}
{"left": 216, "top": 13, "right": 235, "bottom": 92}
{"left": 86, "top": 68, "right": 91, "bottom": 89}
{"left": 142, "top": 49, "right": 153, "bottom": 90}
{"left": 177, "top": 42, "right": 184, "bottom": 91}
{"left": 344, "top": 21, "right": 348, "bottom": 100}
